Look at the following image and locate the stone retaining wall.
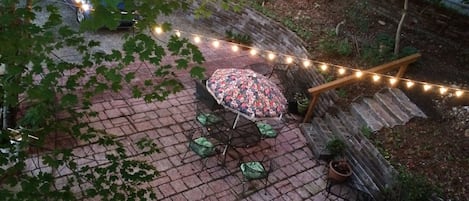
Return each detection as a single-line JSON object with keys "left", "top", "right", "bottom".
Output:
{"left": 181, "top": 2, "right": 337, "bottom": 117}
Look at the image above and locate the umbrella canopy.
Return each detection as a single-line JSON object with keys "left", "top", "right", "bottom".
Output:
{"left": 206, "top": 68, "right": 287, "bottom": 121}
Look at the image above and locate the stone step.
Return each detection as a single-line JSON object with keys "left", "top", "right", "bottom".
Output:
{"left": 350, "top": 102, "right": 384, "bottom": 132}
{"left": 374, "top": 90, "right": 410, "bottom": 124}
{"left": 336, "top": 109, "right": 363, "bottom": 135}
{"left": 363, "top": 97, "right": 400, "bottom": 128}
{"left": 387, "top": 88, "right": 427, "bottom": 118}
{"left": 300, "top": 118, "right": 334, "bottom": 160}
{"left": 325, "top": 114, "right": 392, "bottom": 192}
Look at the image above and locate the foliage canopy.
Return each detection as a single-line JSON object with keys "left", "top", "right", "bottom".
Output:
{"left": 0, "top": 0, "right": 245, "bottom": 200}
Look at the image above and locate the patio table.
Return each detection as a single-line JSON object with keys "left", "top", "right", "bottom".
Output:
{"left": 204, "top": 110, "right": 262, "bottom": 165}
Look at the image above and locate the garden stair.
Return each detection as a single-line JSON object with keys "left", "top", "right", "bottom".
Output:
{"left": 300, "top": 87, "right": 427, "bottom": 200}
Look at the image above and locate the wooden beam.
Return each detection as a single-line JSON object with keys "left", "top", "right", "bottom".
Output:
{"left": 303, "top": 53, "right": 421, "bottom": 122}
{"left": 308, "top": 53, "right": 421, "bottom": 94}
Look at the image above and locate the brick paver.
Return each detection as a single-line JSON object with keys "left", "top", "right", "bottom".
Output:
{"left": 21, "top": 41, "right": 354, "bottom": 200}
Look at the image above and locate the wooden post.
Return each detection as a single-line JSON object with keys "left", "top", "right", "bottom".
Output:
{"left": 303, "top": 93, "right": 319, "bottom": 123}
{"left": 395, "top": 64, "right": 409, "bottom": 79}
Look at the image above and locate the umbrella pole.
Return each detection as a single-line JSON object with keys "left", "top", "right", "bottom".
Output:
{"left": 232, "top": 113, "right": 240, "bottom": 129}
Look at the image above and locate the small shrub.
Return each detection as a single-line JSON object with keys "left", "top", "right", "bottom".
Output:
{"left": 384, "top": 167, "right": 441, "bottom": 201}
{"left": 360, "top": 33, "right": 420, "bottom": 65}
{"left": 326, "top": 138, "right": 346, "bottom": 158}
{"left": 225, "top": 30, "right": 252, "bottom": 47}
{"left": 360, "top": 126, "right": 373, "bottom": 139}
{"left": 318, "top": 30, "right": 353, "bottom": 57}
{"left": 336, "top": 88, "right": 347, "bottom": 98}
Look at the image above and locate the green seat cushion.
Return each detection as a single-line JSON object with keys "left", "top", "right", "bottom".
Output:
{"left": 240, "top": 161, "right": 267, "bottom": 180}
{"left": 189, "top": 137, "right": 215, "bottom": 157}
{"left": 197, "top": 113, "right": 222, "bottom": 126}
{"left": 256, "top": 122, "right": 277, "bottom": 138}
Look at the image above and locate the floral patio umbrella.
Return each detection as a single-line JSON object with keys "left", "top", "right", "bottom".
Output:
{"left": 206, "top": 68, "right": 287, "bottom": 127}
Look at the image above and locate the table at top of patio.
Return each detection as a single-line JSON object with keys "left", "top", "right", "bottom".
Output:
{"left": 204, "top": 109, "right": 262, "bottom": 149}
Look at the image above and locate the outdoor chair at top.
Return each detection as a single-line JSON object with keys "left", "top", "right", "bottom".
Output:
{"left": 238, "top": 155, "right": 278, "bottom": 197}
{"left": 194, "top": 79, "right": 223, "bottom": 111}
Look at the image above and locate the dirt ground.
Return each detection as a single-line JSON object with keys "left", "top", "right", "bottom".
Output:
{"left": 259, "top": 0, "right": 468, "bottom": 200}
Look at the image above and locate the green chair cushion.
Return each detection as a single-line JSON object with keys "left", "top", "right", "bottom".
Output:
{"left": 197, "top": 113, "right": 222, "bottom": 126}
{"left": 189, "top": 137, "right": 215, "bottom": 157}
{"left": 240, "top": 161, "right": 267, "bottom": 180}
{"left": 256, "top": 122, "right": 277, "bottom": 138}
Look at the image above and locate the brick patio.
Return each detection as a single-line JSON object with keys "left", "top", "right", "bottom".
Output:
{"left": 24, "top": 41, "right": 345, "bottom": 201}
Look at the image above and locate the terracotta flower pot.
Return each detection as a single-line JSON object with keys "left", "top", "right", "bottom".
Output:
{"left": 328, "top": 160, "right": 352, "bottom": 183}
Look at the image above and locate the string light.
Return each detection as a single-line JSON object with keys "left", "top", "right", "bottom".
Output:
{"left": 406, "top": 81, "right": 415, "bottom": 88}
{"left": 372, "top": 75, "right": 381, "bottom": 82}
{"left": 212, "top": 40, "right": 220, "bottom": 48}
{"left": 355, "top": 71, "right": 363, "bottom": 78}
{"left": 423, "top": 84, "right": 432, "bottom": 91}
{"left": 154, "top": 27, "right": 163, "bottom": 34}
{"left": 303, "top": 60, "right": 311, "bottom": 68}
{"left": 231, "top": 45, "right": 239, "bottom": 52}
{"left": 158, "top": 29, "right": 469, "bottom": 99}
{"left": 267, "top": 53, "right": 276, "bottom": 60}
{"left": 193, "top": 36, "right": 201, "bottom": 43}
{"left": 250, "top": 49, "right": 258, "bottom": 56}
{"left": 338, "top": 68, "right": 346, "bottom": 75}
{"left": 439, "top": 87, "right": 448, "bottom": 94}
{"left": 320, "top": 64, "right": 328, "bottom": 71}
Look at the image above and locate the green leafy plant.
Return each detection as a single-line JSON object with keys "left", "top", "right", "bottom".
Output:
{"left": 360, "top": 33, "right": 419, "bottom": 65}
{"left": 345, "top": 0, "right": 370, "bottom": 32}
{"left": 336, "top": 88, "right": 348, "bottom": 98}
{"left": 318, "top": 30, "right": 353, "bottom": 57}
{"left": 383, "top": 167, "right": 441, "bottom": 201}
{"left": 294, "top": 92, "right": 309, "bottom": 105}
{"left": 225, "top": 29, "right": 253, "bottom": 47}
{"left": 0, "top": 0, "right": 240, "bottom": 200}
{"left": 326, "top": 138, "right": 346, "bottom": 158}
{"left": 360, "top": 126, "right": 373, "bottom": 139}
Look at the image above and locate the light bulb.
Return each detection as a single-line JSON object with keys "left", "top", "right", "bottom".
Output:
{"left": 175, "top": 31, "right": 181, "bottom": 37}
{"left": 389, "top": 78, "right": 397, "bottom": 85}
{"left": 355, "top": 71, "right": 363, "bottom": 78}
{"left": 439, "top": 87, "right": 448, "bottom": 94}
{"left": 303, "top": 60, "right": 311, "bottom": 67}
{"left": 231, "top": 45, "right": 239, "bottom": 52}
{"left": 212, "top": 40, "right": 220, "bottom": 48}
{"left": 320, "top": 64, "right": 328, "bottom": 71}
{"left": 406, "top": 81, "right": 414, "bottom": 88}
{"left": 81, "top": 4, "right": 91, "bottom": 11}
{"left": 423, "top": 84, "right": 432, "bottom": 91}
{"left": 286, "top": 57, "right": 293, "bottom": 64}
{"left": 250, "top": 49, "right": 258, "bottom": 56}
{"left": 193, "top": 36, "right": 201, "bottom": 43}
{"left": 154, "top": 27, "right": 163, "bottom": 34}
{"left": 455, "top": 90, "right": 464, "bottom": 97}
{"left": 372, "top": 75, "right": 380, "bottom": 82}
{"left": 268, "top": 53, "right": 275, "bottom": 60}
{"left": 338, "top": 68, "right": 346, "bottom": 75}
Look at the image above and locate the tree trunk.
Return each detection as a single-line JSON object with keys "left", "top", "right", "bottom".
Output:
{"left": 394, "top": 0, "right": 408, "bottom": 55}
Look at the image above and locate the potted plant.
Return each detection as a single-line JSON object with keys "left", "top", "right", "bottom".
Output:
{"left": 326, "top": 138, "right": 352, "bottom": 183}
{"left": 294, "top": 92, "right": 309, "bottom": 114}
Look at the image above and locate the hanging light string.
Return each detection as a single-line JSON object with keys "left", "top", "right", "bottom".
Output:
{"left": 152, "top": 27, "right": 467, "bottom": 98}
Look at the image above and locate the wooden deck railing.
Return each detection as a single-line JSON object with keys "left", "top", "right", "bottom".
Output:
{"left": 303, "top": 53, "right": 421, "bottom": 123}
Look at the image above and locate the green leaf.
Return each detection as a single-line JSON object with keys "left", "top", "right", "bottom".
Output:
{"left": 190, "top": 66, "right": 206, "bottom": 79}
